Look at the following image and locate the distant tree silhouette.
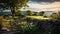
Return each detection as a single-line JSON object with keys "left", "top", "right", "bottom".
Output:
{"left": 58, "top": 11, "right": 60, "bottom": 19}
{"left": 26, "top": 10, "right": 33, "bottom": 16}
{"left": 50, "top": 13, "right": 59, "bottom": 19}
{"left": 39, "top": 11, "right": 45, "bottom": 16}
{"left": 33, "top": 12, "right": 38, "bottom": 16}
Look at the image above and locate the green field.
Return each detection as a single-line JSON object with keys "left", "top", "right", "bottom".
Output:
{"left": 26, "top": 16, "right": 50, "bottom": 20}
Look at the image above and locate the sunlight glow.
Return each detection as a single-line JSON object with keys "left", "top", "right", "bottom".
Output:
{"left": 26, "top": 1, "right": 60, "bottom": 11}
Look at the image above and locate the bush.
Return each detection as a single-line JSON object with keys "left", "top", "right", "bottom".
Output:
{"left": 26, "top": 10, "right": 33, "bottom": 16}
{"left": 39, "top": 11, "right": 45, "bottom": 16}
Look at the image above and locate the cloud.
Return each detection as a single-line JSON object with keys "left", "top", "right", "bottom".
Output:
{"left": 26, "top": 1, "right": 60, "bottom": 11}
{"left": 29, "top": 0, "right": 60, "bottom": 5}
{"left": 21, "top": 0, "right": 60, "bottom": 11}
{"left": 30, "top": 0, "right": 60, "bottom": 2}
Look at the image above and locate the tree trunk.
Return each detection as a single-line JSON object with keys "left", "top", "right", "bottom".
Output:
{"left": 11, "top": 7, "right": 16, "bottom": 18}
{"left": 10, "top": 7, "right": 16, "bottom": 30}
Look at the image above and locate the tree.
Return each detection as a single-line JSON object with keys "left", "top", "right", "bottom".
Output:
{"left": 15, "top": 10, "right": 22, "bottom": 16}
{"left": 0, "top": 0, "right": 29, "bottom": 31}
{"left": 16, "top": 10, "right": 26, "bottom": 18}
{"left": 0, "top": 0, "right": 29, "bottom": 16}
{"left": 58, "top": 11, "right": 60, "bottom": 16}
{"left": 58, "top": 11, "right": 60, "bottom": 19}
{"left": 39, "top": 11, "right": 45, "bottom": 16}
{"left": 33, "top": 12, "right": 38, "bottom": 16}
{"left": 50, "top": 13, "right": 59, "bottom": 19}
{"left": 26, "top": 10, "right": 33, "bottom": 16}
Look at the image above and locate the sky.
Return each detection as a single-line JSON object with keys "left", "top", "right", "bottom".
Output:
{"left": 21, "top": 0, "right": 60, "bottom": 12}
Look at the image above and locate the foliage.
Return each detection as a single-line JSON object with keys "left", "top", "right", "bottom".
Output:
{"left": 39, "top": 11, "right": 45, "bottom": 16}
{"left": 50, "top": 11, "right": 60, "bottom": 19}
{"left": 51, "top": 22, "right": 60, "bottom": 34}
{"left": 0, "top": 0, "right": 29, "bottom": 8}
{"left": 43, "top": 16, "right": 48, "bottom": 18}
{"left": 50, "top": 13, "right": 59, "bottom": 19}
{"left": 26, "top": 10, "right": 33, "bottom": 16}
{"left": 15, "top": 10, "right": 22, "bottom": 15}
{"left": 58, "top": 11, "right": 60, "bottom": 19}
{"left": 0, "top": 0, "right": 29, "bottom": 14}
{"left": 33, "top": 12, "right": 38, "bottom": 16}
{"left": 12, "top": 19, "right": 46, "bottom": 34}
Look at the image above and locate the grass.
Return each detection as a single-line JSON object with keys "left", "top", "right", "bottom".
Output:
{"left": 26, "top": 16, "right": 50, "bottom": 20}
{"left": 1, "top": 16, "right": 50, "bottom": 29}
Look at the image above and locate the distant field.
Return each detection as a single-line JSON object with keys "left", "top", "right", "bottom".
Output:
{"left": 26, "top": 16, "right": 50, "bottom": 20}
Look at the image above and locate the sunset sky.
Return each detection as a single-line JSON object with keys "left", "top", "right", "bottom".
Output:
{"left": 22, "top": 0, "right": 60, "bottom": 12}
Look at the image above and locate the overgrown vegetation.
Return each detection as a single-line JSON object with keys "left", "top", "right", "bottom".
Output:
{"left": 0, "top": 0, "right": 60, "bottom": 34}
{"left": 50, "top": 11, "right": 60, "bottom": 19}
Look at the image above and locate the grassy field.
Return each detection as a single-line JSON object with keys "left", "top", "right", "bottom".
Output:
{"left": 26, "top": 16, "right": 50, "bottom": 20}
{"left": 1, "top": 16, "right": 50, "bottom": 29}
